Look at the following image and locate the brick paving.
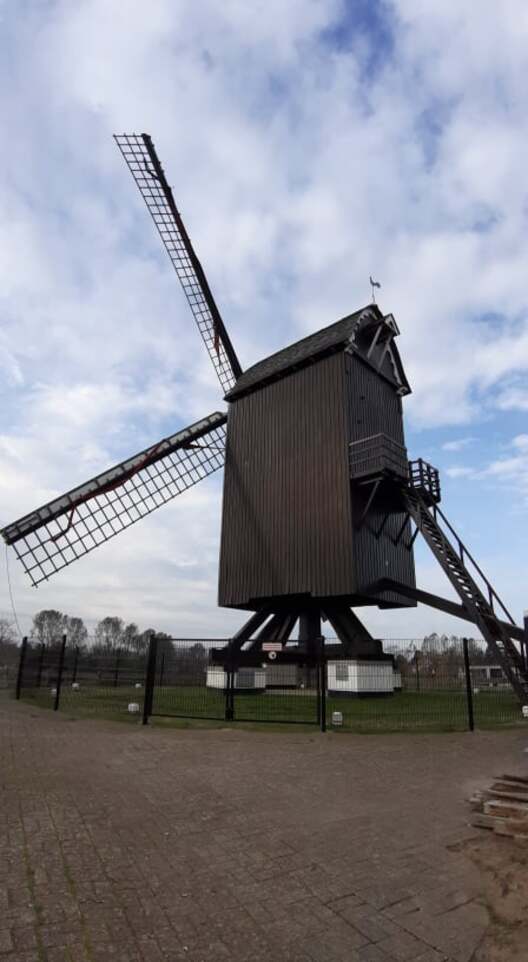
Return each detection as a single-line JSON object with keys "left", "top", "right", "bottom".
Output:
{"left": 1, "top": 694, "right": 527, "bottom": 962}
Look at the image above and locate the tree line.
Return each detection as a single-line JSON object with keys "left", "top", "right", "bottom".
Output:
{"left": 393, "top": 633, "right": 493, "bottom": 679}
{"left": 0, "top": 617, "right": 19, "bottom": 669}
{"left": 0, "top": 618, "right": 500, "bottom": 671}
{"left": 26, "top": 609, "right": 173, "bottom": 657}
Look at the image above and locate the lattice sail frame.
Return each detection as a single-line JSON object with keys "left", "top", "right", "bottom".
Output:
{"left": 115, "top": 133, "right": 242, "bottom": 395}
{"left": 1, "top": 412, "right": 227, "bottom": 586}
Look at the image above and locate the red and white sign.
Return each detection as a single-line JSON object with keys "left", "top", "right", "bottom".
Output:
{"left": 262, "top": 642, "right": 283, "bottom": 652}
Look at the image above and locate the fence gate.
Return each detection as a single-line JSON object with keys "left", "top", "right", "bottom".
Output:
{"left": 145, "top": 638, "right": 324, "bottom": 727}
{"left": 229, "top": 649, "right": 322, "bottom": 726}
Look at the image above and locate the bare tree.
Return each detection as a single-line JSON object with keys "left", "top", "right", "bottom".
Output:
{"left": 0, "top": 618, "right": 18, "bottom": 684}
{"left": 156, "top": 632, "right": 175, "bottom": 662}
{"left": 94, "top": 616, "right": 124, "bottom": 653}
{"left": 64, "top": 616, "right": 88, "bottom": 650}
{"left": 32, "top": 610, "right": 66, "bottom": 647}
{"left": 122, "top": 622, "right": 140, "bottom": 653}
{"left": 137, "top": 628, "right": 156, "bottom": 656}
{"left": 0, "top": 617, "right": 16, "bottom": 646}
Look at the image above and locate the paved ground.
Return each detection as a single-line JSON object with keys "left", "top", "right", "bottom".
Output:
{"left": 1, "top": 695, "right": 527, "bottom": 962}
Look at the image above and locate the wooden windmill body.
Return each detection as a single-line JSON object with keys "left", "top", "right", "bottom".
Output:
{"left": 219, "top": 308, "right": 414, "bottom": 614}
{"left": 3, "top": 134, "right": 527, "bottom": 702}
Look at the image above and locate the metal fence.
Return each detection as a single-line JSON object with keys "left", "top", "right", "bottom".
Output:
{"left": 15, "top": 636, "right": 147, "bottom": 717}
{"left": 147, "top": 639, "right": 324, "bottom": 727}
{"left": 13, "top": 635, "right": 527, "bottom": 733}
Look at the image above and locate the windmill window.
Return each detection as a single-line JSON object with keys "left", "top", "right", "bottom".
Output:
{"left": 335, "top": 663, "right": 349, "bottom": 682}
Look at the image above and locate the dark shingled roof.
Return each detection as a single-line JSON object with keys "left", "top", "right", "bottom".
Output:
{"left": 225, "top": 304, "right": 410, "bottom": 400}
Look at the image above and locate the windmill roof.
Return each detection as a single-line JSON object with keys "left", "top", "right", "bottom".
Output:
{"left": 225, "top": 304, "right": 411, "bottom": 400}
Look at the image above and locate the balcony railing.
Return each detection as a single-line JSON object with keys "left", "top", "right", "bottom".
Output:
{"left": 349, "top": 433, "right": 409, "bottom": 482}
{"left": 408, "top": 458, "right": 441, "bottom": 504}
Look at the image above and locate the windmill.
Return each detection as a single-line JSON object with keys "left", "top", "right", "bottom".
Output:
{"left": 2, "top": 133, "right": 527, "bottom": 702}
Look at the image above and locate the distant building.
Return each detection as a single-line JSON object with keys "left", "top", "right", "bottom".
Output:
{"left": 467, "top": 664, "right": 508, "bottom": 688}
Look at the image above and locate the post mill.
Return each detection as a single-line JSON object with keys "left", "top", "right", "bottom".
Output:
{"left": 2, "top": 133, "right": 526, "bottom": 702}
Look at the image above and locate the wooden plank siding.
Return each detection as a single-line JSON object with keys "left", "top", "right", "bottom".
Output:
{"left": 345, "top": 354, "right": 416, "bottom": 604}
{"left": 218, "top": 346, "right": 416, "bottom": 611}
{"left": 218, "top": 353, "right": 356, "bottom": 608}
{"left": 345, "top": 353, "right": 405, "bottom": 446}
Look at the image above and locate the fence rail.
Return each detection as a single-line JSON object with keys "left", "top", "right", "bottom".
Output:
{"left": 11, "top": 635, "right": 527, "bottom": 733}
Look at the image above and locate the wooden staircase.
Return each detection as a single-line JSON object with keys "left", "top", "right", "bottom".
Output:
{"left": 402, "top": 488, "right": 528, "bottom": 705}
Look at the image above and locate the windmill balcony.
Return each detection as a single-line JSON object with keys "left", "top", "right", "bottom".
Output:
{"left": 408, "top": 458, "right": 441, "bottom": 505}
{"left": 349, "top": 433, "right": 409, "bottom": 483}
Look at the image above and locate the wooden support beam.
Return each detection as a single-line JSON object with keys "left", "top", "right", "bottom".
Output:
{"left": 392, "top": 512, "right": 410, "bottom": 547}
{"left": 275, "top": 613, "right": 299, "bottom": 642}
{"left": 228, "top": 607, "right": 274, "bottom": 653}
{"left": 356, "top": 479, "right": 381, "bottom": 529}
{"left": 407, "top": 524, "right": 420, "bottom": 550}
{"left": 375, "top": 513, "right": 390, "bottom": 539}
{"left": 371, "top": 578, "right": 525, "bottom": 642}
{"left": 247, "top": 610, "right": 299, "bottom": 651}
{"left": 321, "top": 604, "right": 381, "bottom": 658}
{"left": 299, "top": 610, "right": 322, "bottom": 660}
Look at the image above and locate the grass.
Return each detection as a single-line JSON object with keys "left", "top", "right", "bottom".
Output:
{"left": 18, "top": 682, "right": 526, "bottom": 734}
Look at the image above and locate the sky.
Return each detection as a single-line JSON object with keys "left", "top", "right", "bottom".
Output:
{"left": 0, "top": 0, "right": 527, "bottom": 642}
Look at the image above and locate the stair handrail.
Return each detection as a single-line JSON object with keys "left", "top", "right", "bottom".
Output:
{"left": 426, "top": 502, "right": 516, "bottom": 626}
{"left": 406, "top": 491, "right": 527, "bottom": 698}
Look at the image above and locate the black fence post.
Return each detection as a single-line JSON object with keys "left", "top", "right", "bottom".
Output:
{"left": 36, "top": 643, "right": 46, "bottom": 689}
{"left": 71, "top": 646, "right": 79, "bottom": 684}
{"left": 319, "top": 636, "right": 327, "bottom": 733}
{"left": 316, "top": 648, "right": 322, "bottom": 728}
{"left": 142, "top": 634, "right": 158, "bottom": 725}
{"left": 15, "top": 637, "right": 28, "bottom": 700}
{"left": 113, "top": 649, "right": 121, "bottom": 688}
{"left": 54, "top": 634, "right": 67, "bottom": 711}
{"left": 462, "top": 637, "right": 474, "bottom": 732}
{"left": 523, "top": 611, "right": 528, "bottom": 671}
{"left": 159, "top": 651, "right": 165, "bottom": 688}
{"left": 225, "top": 653, "right": 235, "bottom": 722}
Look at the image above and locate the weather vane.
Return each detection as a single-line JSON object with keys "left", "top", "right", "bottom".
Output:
{"left": 370, "top": 275, "right": 381, "bottom": 303}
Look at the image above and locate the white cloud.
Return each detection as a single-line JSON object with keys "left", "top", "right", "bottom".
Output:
{"left": 442, "top": 437, "right": 476, "bottom": 452}
{"left": 496, "top": 384, "right": 528, "bottom": 411}
{"left": 445, "top": 466, "right": 475, "bottom": 479}
{"left": 0, "top": 344, "right": 23, "bottom": 386}
{"left": 469, "top": 435, "right": 528, "bottom": 508}
{"left": 444, "top": 435, "right": 528, "bottom": 502}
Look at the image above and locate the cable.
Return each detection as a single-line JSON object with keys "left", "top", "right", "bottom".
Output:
{"left": 5, "top": 543, "right": 23, "bottom": 639}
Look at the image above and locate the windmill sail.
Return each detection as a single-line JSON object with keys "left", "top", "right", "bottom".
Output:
{"left": 114, "top": 133, "right": 242, "bottom": 395}
{"left": 1, "top": 412, "right": 227, "bottom": 586}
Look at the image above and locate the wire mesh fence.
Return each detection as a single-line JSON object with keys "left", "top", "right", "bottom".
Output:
{"left": 12, "top": 634, "right": 527, "bottom": 732}
{"left": 152, "top": 640, "right": 228, "bottom": 722}
{"left": 15, "top": 638, "right": 147, "bottom": 718}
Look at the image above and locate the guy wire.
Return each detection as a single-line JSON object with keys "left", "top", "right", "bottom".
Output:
{"left": 5, "top": 543, "right": 23, "bottom": 639}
